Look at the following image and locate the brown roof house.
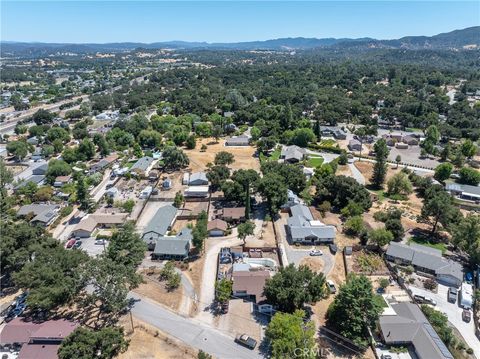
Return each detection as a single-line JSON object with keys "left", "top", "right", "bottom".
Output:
{"left": 218, "top": 207, "right": 246, "bottom": 224}
{"left": 72, "top": 213, "right": 127, "bottom": 238}
{"left": 53, "top": 175, "right": 72, "bottom": 188}
{"left": 0, "top": 318, "right": 78, "bottom": 359}
{"left": 232, "top": 270, "right": 273, "bottom": 313}
{"left": 207, "top": 219, "right": 228, "bottom": 237}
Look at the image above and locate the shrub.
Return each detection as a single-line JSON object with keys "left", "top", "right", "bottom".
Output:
{"left": 424, "top": 278, "right": 437, "bottom": 291}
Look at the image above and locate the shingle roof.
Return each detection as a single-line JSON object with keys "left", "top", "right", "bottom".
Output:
{"left": 153, "top": 237, "right": 190, "bottom": 256}
{"left": 281, "top": 145, "right": 306, "bottom": 161}
{"left": 232, "top": 270, "right": 271, "bottom": 303}
{"left": 207, "top": 219, "right": 228, "bottom": 232}
{"left": 142, "top": 204, "right": 178, "bottom": 240}
{"left": 17, "top": 204, "right": 59, "bottom": 224}
{"left": 131, "top": 156, "right": 154, "bottom": 172}
{"left": 287, "top": 204, "right": 336, "bottom": 240}
{"left": 379, "top": 302, "right": 453, "bottom": 359}
{"left": 189, "top": 172, "right": 208, "bottom": 184}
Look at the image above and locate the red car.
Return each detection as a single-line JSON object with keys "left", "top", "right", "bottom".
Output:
{"left": 65, "top": 239, "right": 76, "bottom": 249}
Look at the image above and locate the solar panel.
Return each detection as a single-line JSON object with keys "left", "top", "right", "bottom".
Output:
{"left": 423, "top": 323, "right": 454, "bottom": 359}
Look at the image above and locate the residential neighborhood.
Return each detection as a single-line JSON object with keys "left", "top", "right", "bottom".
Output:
{"left": 1, "top": 4, "right": 480, "bottom": 359}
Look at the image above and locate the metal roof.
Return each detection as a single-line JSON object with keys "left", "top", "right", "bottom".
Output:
{"left": 131, "top": 156, "right": 154, "bottom": 172}
{"left": 142, "top": 204, "right": 178, "bottom": 240}
{"left": 153, "top": 237, "right": 190, "bottom": 256}
{"left": 287, "top": 204, "right": 336, "bottom": 240}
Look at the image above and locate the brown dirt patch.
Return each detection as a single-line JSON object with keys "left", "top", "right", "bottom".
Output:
{"left": 183, "top": 256, "right": 205, "bottom": 315}
{"left": 300, "top": 256, "right": 325, "bottom": 273}
{"left": 118, "top": 317, "right": 197, "bottom": 359}
{"left": 132, "top": 275, "right": 182, "bottom": 312}
{"left": 336, "top": 164, "right": 353, "bottom": 177}
{"left": 354, "top": 161, "right": 374, "bottom": 185}
{"left": 184, "top": 137, "right": 260, "bottom": 173}
{"left": 171, "top": 219, "right": 196, "bottom": 233}
{"left": 245, "top": 220, "right": 276, "bottom": 247}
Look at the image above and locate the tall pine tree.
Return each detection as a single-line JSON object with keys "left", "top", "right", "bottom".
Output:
{"left": 371, "top": 138, "right": 389, "bottom": 189}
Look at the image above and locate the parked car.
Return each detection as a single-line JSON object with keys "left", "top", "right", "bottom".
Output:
{"left": 65, "top": 239, "right": 76, "bottom": 249}
{"left": 73, "top": 240, "right": 82, "bottom": 249}
{"left": 235, "top": 334, "right": 257, "bottom": 350}
{"left": 221, "top": 302, "right": 229, "bottom": 314}
{"left": 381, "top": 355, "right": 393, "bottom": 359}
{"left": 326, "top": 280, "right": 337, "bottom": 294}
{"left": 309, "top": 249, "right": 323, "bottom": 256}
{"left": 414, "top": 294, "right": 437, "bottom": 306}
{"left": 447, "top": 287, "right": 458, "bottom": 303}
{"left": 329, "top": 243, "right": 338, "bottom": 254}
{"left": 95, "top": 239, "right": 107, "bottom": 245}
{"left": 462, "top": 309, "right": 471, "bottom": 322}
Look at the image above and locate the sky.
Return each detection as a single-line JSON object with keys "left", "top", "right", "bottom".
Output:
{"left": 1, "top": 1, "right": 479, "bottom": 43}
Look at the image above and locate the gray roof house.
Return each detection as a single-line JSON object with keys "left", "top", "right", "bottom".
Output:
{"left": 348, "top": 139, "right": 362, "bottom": 151}
{"left": 32, "top": 163, "right": 48, "bottom": 175}
{"left": 142, "top": 205, "right": 178, "bottom": 249}
{"left": 386, "top": 242, "right": 463, "bottom": 286}
{"left": 14, "top": 175, "right": 46, "bottom": 191}
{"left": 17, "top": 204, "right": 60, "bottom": 226}
{"left": 130, "top": 156, "right": 155, "bottom": 177}
{"left": 445, "top": 183, "right": 480, "bottom": 201}
{"left": 286, "top": 204, "right": 335, "bottom": 244}
{"left": 152, "top": 228, "right": 192, "bottom": 260}
{"left": 379, "top": 302, "right": 453, "bottom": 359}
{"left": 225, "top": 135, "right": 250, "bottom": 146}
{"left": 280, "top": 145, "right": 307, "bottom": 163}
{"left": 189, "top": 172, "right": 209, "bottom": 186}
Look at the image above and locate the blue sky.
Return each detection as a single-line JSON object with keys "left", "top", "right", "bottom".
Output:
{"left": 1, "top": 1, "right": 479, "bottom": 43}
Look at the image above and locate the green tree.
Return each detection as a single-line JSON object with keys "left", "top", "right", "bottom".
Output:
{"left": 458, "top": 167, "right": 480, "bottom": 186}
{"left": 371, "top": 139, "right": 389, "bottom": 188}
{"left": 121, "top": 199, "right": 135, "bottom": 214}
{"left": 395, "top": 154, "right": 402, "bottom": 168}
{"left": 93, "top": 133, "right": 110, "bottom": 157}
{"left": 58, "top": 327, "right": 128, "bottom": 359}
{"left": 215, "top": 279, "right": 233, "bottom": 303}
{"left": 344, "top": 216, "right": 365, "bottom": 237}
{"left": 0, "top": 158, "right": 14, "bottom": 217}
{"left": 266, "top": 310, "right": 316, "bottom": 359}
{"left": 76, "top": 176, "right": 94, "bottom": 212}
{"left": 237, "top": 221, "right": 255, "bottom": 244}
{"left": 387, "top": 172, "right": 413, "bottom": 197}
{"left": 6, "top": 141, "right": 29, "bottom": 161}
{"left": 434, "top": 163, "right": 453, "bottom": 182}
{"left": 46, "top": 159, "right": 72, "bottom": 183}
{"left": 162, "top": 146, "right": 189, "bottom": 170}
{"left": 214, "top": 151, "right": 235, "bottom": 166}
{"left": 425, "top": 125, "right": 440, "bottom": 145}
{"left": 77, "top": 138, "right": 96, "bottom": 161}
{"left": 327, "top": 274, "right": 382, "bottom": 347}
{"left": 107, "top": 222, "right": 147, "bottom": 269}
{"left": 460, "top": 139, "right": 477, "bottom": 159}
{"left": 369, "top": 228, "right": 394, "bottom": 246}
{"left": 13, "top": 244, "right": 89, "bottom": 311}
{"left": 192, "top": 211, "right": 208, "bottom": 252}
{"left": 421, "top": 186, "right": 460, "bottom": 235}
{"left": 173, "top": 191, "right": 184, "bottom": 208}
{"left": 290, "top": 128, "right": 315, "bottom": 147}
{"left": 264, "top": 264, "right": 326, "bottom": 313}
{"left": 185, "top": 135, "right": 196, "bottom": 149}
{"left": 451, "top": 214, "right": 480, "bottom": 265}
{"left": 206, "top": 165, "right": 230, "bottom": 190}
{"left": 258, "top": 173, "right": 288, "bottom": 214}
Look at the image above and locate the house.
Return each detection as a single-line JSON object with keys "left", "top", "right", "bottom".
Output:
{"left": 232, "top": 270, "right": 273, "bottom": 313}
{"left": 280, "top": 145, "right": 307, "bottom": 163}
{"left": 286, "top": 204, "right": 336, "bottom": 244}
{"left": 386, "top": 242, "right": 463, "bottom": 286}
{"left": 17, "top": 204, "right": 60, "bottom": 226}
{"left": 32, "top": 163, "right": 48, "bottom": 176}
{"left": 53, "top": 175, "right": 72, "bottom": 188}
{"left": 71, "top": 213, "right": 127, "bottom": 238}
{"left": 142, "top": 204, "right": 178, "bottom": 249}
{"left": 207, "top": 219, "right": 228, "bottom": 236}
{"left": 0, "top": 318, "right": 78, "bottom": 359}
{"left": 26, "top": 136, "right": 39, "bottom": 146}
{"left": 14, "top": 175, "right": 46, "bottom": 192}
{"left": 348, "top": 139, "right": 362, "bottom": 151}
{"left": 282, "top": 189, "right": 303, "bottom": 209}
{"left": 402, "top": 135, "right": 419, "bottom": 146}
{"left": 130, "top": 156, "right": 155, "bottom": 177}
{"left": 225, "top": 135, "right": 250, "bottom": 146}
{"left": 320, "top": 126, "right": 347, "bottom": 139}
{"left": 219, "top": 207, "right": 246, "bottom": 223}
{"left": 89, "top": 153, "right": 119, "bottom": 173}
{"left": 185, "top": 186, "right": 209, "bottom": 198}
{"left": 151, "top": 228, "right": 192, "bottom": 260}
{"left": 445, "top": 183, "right": 480, "bottom": 202}
{"left": 31, "top": 149, "right": 44, "bottom": 161}
{"left": 379, "top": 302, "right": 453, "bottom": 359}
{"left": 189, "top": 172, "right": 208, "bottom": 186}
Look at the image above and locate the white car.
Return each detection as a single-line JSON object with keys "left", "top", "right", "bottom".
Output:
{"left": 309, "top": 249, "right": 323, "bottom": 256}
{"left": 95, "top": 239, "right": 107, "bottom": 245}
{"left": 326, "top": 280, "right": 337, "bottom": 294}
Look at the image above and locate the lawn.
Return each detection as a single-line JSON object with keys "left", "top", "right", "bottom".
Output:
{"left": 373, "top": 295, "right": 388, "bottom": 309}
{"left": 307, "top": 156, "right": 324, "bottom": 168}
{"left": 260, "top": 147, "right": 281, "bottom": 164}
{"left": 408, "top": 236, "right": 447, "bottom": 254}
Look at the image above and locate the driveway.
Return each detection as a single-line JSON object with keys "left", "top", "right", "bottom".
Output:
{"left": 348, "top": 161, "right": 365, "bottom": 185}
{"left": 408, "top": 285, "right": 479, "bottom": 358}
{"left": 305, "top": 149, "right": 339, "bottom": 163}
{"left": 129, "top": 293, "right": 262, "bottom": 359}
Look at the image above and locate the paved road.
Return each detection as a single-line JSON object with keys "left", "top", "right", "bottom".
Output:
{"left": 129, "top": 293, "right": 263, "bottom": 359}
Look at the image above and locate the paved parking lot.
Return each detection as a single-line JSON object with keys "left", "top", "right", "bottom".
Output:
{"left": 408, "top": 284, "right": 479, "bottom": 358}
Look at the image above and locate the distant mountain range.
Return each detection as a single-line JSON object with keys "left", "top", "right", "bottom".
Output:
{"left": 2, "top": 27, "right": 478, "bottom": 56}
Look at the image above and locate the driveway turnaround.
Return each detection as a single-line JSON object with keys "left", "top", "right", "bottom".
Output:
{"left": 129, "top": 293, "right": 262, "bottom": 359}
